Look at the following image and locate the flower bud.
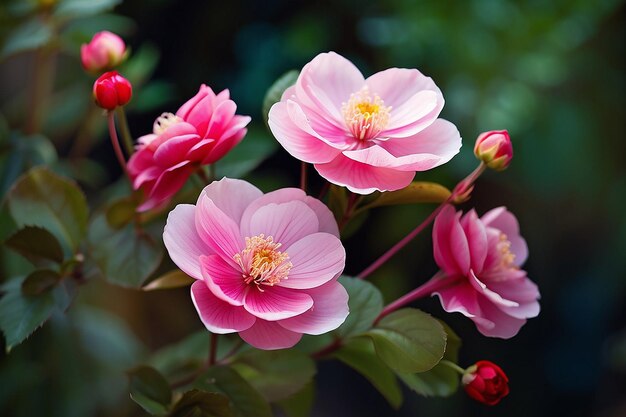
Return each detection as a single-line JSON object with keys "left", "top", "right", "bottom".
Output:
{"left": 81, "top": 31, "right": 127, "bottom": 72}
{"left": 474, "top": 130, "right": 513, "bottom": 171}
{"left": 462, "top": 360, "right": 509, "bottom": 405}
{"left": 93, "top": 71, "right": 132, "bottom": 111}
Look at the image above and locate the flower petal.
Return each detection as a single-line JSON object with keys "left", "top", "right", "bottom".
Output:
{"left": 461, "top": 210, "right": 488, "bottom": 273}
{"left": 138, "top": 160, "right": 194, "bottom": 212}
{"left": 191, "top": 280, "right": 256, "bottom": 334}
{"left": 433, "top": 280, "right": 494, "bottom": 330}
{"left": 474, "top": 296, "right": 528, "bottom": 339}
{"left": 281, "top": 233, "right": 345, "bottom": 289}
{"left": 176, "top": 84, "right": 214, "bottom": 120}
{"left": 314, "top": 154, "right": 415, "bottom": 194}
{"left": 200, "top": 254, "right": 247, "bottom": 306}
{"left": 238, "top": 319, "right": 302, "bottom": 350}
{"left": 195, "top": 192, "right": 245, "bottom": 259}
{"left": 278, "top": 280, "right": 349, "bottom": 335}
{"left": 163, "top": 204, "right": 207, "bottom": 279}
{"left": 433, "top": 205, "right": 470, "bottom": 275}
{"left": 153, "top": 133, "right": 201, "bottom": 167}
{"left": 342, "top": 144, "right": 442, "bottom": 172}
{"left": 365, "top": 67, "right": 442, "bottom": 110}
{"left": 200, "top": 178, "right": 263, "bottom": 226}
{"left": 481, "top": 207, "right": 528, "bottom": 266}
{"left": 245, "top": 200, "right": 319, "bottom": 249}
{"left": 243, "top": 285, "right": 313, "bottom": 321}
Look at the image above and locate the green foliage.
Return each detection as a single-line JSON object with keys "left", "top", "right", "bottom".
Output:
{"left": 195, "top": 366, "right": 272, "bottom": 417}
{"left": 261, "top": 70, "right": 299, "bottom": 125}
{"left": 21, "top": 269, "right": 62, "bottom": 295}
{"left": 0, "top": 276, "right": 72, "bottom": 351}
{"left": 169, "top": 390, "right": 234, "bottom": 417}
{"left": 396, "top": 322, "right": 462, "bottom": 397}
{"left": 335, "top": 276, "right": 383, "bottom": 338}
{"left": 275, "top": 382, "right": 315, "bottom": 417}
{"left": 214, "top": 127, "right": 278, "bottom": 179}
{"left": 128, "top": 365, "right": 173, "bottom": 416}
{"left": 231, "top": 348, "right": 316, "bottom": 402}
{"left": 334, "top": 337, "right": 403, "bottom": 409}
{"left": 359, "top": 182, "right": 452, "bottom": 211}
{"left": 87, "top": 213, "right": 163, "bottom": 288}
{"left": 0, "top": 18, "right": 53, "bottom": 59}
{"left": 364, "top": 308, "right": 446, "bottom": 373}
{"left": 53, "top": 0, "right": 123, "bottom": 21}
{"left": 7, "top": 167, "right": 88, "bottom": 253}
{"left": 5, "top": 226, "right": 64, "bottom": 266}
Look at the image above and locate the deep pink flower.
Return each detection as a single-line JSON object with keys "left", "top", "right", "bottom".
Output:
{"left": 93, "top": 71, "right": 132, "bottom": 110}
{"left": 430, "top": 205, "right": 540, "bottom": 338}
{"left": 474, "top": 130, "right": 513, "bottom": 171}
{"left": 128, "top": 85, "right": 251, "bottom": 212}
{"left": 81, "top": 31, "right": 127, "bottom": 72}
{"left": 462, "top": 360, "right": 510, "bottom": 405}
{"left": 163, "top": 178, "right": 348, "bottom": 350}
{"left": 268, "top": 52, "right": 461, "bottom": 194}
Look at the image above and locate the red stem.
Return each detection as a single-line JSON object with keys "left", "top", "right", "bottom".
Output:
{"left": 300, "top": 162, "right": 307, "bottom": 191}
{"left": 107, "top": 112, "right": 131, "bottom": 180}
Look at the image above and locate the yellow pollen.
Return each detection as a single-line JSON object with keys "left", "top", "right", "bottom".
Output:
{"left": 153, "top": 112, "right": 183, "bottom": 135}
{"left": 233, "top": 234, "right": 292, "bottom": 288}
{"left": 342, "top": 86, "right": 391, "bottom": 140}
{"left": 498, "top": 233, "right": 516, "bottom": 268}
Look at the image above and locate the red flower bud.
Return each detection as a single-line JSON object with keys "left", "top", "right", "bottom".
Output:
{"left": 93, "top": 71, "right": 132, "bottom": 111}
{"left": 474, "top": 130, "right": 513, "bottom": 171}
{"left": 462, "top": 360, "right": 510, "bottom": 405}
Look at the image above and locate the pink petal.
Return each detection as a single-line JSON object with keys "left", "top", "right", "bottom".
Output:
{"left": 150, "top": 122, "right": 198, "bottom": 149}
{"left": 138, "top": 161, "right": 194, "bottom": 212}
{"left": 433, "top": 205, "right": 470, "bottom": 275}
{"left": 205, "top": 99, "right": 237, "bottom": 140}
{"left": 486, "top": 278, "right": 541, "bottom": 319}
{"left": 244, "top": 200, "right": 319, "bottom": 249}
{"left": 379, "top": 119, "right": 461, "bottom": 168}
{"left": 153, "top": 133, "right": 201, "bottom": 167}
{"left": 481, "top": 207, "right": 528, "bottom": 266}
{"left": 239, "top": 188, "right": 339, "bottom": 237}
{"left": 128, "top": 147, "right": 156, "bottom": 176}
{"left": 176, "top": 85, "right": 215, "bottom": 120}
{"left": 268, "top": 100, "right": 343, "bottom": 164}
{"left": 383, "top": 90, "right": 442, "bottom": 138}
{"left": 433, "top": 280, "right": 494, "bottom": 330}
{"left": 295, "top": 51, "right": 365, "bottom": 123}
{"left": 191, "top": 280, "right": 256, "bottom": 334}
{"left": 200, "top": 178, "right": 263, "bottom": 226}
{"left": 281, "top": 233, "right": 345, "bottom": 289}
{"left": 461, "top": 210, "right": 488, "bottom": 273}
{"left": 365, "top": 67, "right": 442, "bottom": 110}
{"left": 185, "top": 138, "right": 216, "bottom": 162}
{"left": 195, "top": 192, "right": 245, "bottom": 259}
{"left": 132, "top": 166, "right": 161, "bottom": 189}
{"left": 314, "top": 154, "right": 415, "bottom": 194}
{"left": 238, "top": 319, "right": 302, "bottom": 350}
{"left": 278, "top": 280, "right": 349, "bottom": 335}
{"left": 474, "top": 296, "right": 528, "bottom": 339}
{"left": 202, "top": 126, "right": 246, "bottom": 164}
{"left": 469, "top": 270, "right": 519, "bottom": 309}
{"left": 200, "top": 254, "right": 247, "bottom": 306}
{"left": 342, "top": 144, "right": 442, "bottom": 172}
{"left": 243, "top": 285, "right": 313, "bottom": 321}
{"left": 163, "top": 204, "right": 207, "bottom": 279}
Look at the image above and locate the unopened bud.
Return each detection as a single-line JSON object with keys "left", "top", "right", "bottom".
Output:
{"left": 93, "top": 71, "right": 132, "bottom": 111}
{"left": 474, "top": 130, "right": 513, "bottom": 171}
{"left": 81, "top": 31, "right": 127, "bottom": 73}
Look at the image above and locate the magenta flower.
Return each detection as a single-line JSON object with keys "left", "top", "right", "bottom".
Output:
{"left": 268, "top": 52, "right": 462, "bottom": 194}
{"left": 163, "top": 178, "right": 348, "bottom": 350}
{"left": 128, "top": 85, "right": 251, "bottom": 212}
{"left": 430, "top": 205, "right": 540, "bottom": 338}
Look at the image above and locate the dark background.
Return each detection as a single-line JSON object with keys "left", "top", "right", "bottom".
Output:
{"left": 1, "top": 0, "right": 625, "bottom": 416}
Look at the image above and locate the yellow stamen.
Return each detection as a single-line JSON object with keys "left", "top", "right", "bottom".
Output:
{"left": 233, "top": 234, "right": 292, "bottom": 288}
{"left": 153, "top": 112, "right": 182, "bottom": 135}
{"left": 342, "top": 86, "right": 391, "bottom": 140}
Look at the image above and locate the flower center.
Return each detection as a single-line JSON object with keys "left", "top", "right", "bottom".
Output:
{"left": 497, "top": 233, "right": 516, "bottom": 269}
{"left": 342, "top": 86, "right": 391, "bottom": 140}
{"left": 153, "top": 112, "right": 182, "bottom": 135}
{"left": 233, "top": 234, "right": 292, "bottom": 289}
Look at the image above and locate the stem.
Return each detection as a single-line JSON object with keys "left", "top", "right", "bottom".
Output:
{"left": 356, "top": 162, "right": 487, "bottom": 280}
{"left": 376, "top": 272, "right": 457, "bottom": 322}
{"left": 115, "top": 107, "right": 134, "bottom": 155}
{"left": 208, "top": 164, "right": 216, "bottom": 182}
{"left": 311, "top": 337, "right": 343, "bottom": 359}
{"left": 208, "top": 333, "right": 218, "bottom": 366}
{"left": 300, "top": 162, "right": 307, "bottom": 191}
{"left": 107, "top": 112, "right": 131, "bottom": 180}
{"left": 338, "top": 193, "right": 360, "bottom": 231}
{"left": 440, "top": 359, "right": 466, "bottom": 375}
{"left": 197, "top": 168, "right": 210, "bottom": 184}
{"left": 317, "top": 182, "right": 330, "bottom": 200}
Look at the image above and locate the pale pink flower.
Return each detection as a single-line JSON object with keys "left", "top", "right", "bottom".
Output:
{"left": 81, "top": 31, "right": 127, "bottom": 72}
{"left": 430, "top": 205, "right": 540, "bottom": 338}
{"left": 128, "top": 85, "right": 251, "bottom": 212}
{"left": 268, "top": 52, "right": 462, "bottom": 194}
{"left": 163, "top": 178, "right": 348, "bottom": 350}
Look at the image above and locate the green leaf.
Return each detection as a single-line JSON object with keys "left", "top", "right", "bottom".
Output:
{"left": 195, "top": 366, "right": 272, "bottom": 417}
{"left": 360, "top": 182, "right": 451, "bottom": 211}
{"left": 7, "top": 167, "right": 88, "bottom": 253}
{"left": 0, "top": 276, "right": 72, "bottom": 351}
{"left": 364, "top": 308, "right": 446, "bottom": 373}
{"left": 214, "top": 128, "right": 277, "bottom": 179}
{"left": 54, "top": 0, "right": 123, "bottom": 21}
{"left": 327, "top": 185, "right": 348, "bottom": 223}
{"left": 262, "top": 70, "right": 299, "bottom": 124}
{"left": 131, "top": 81, "right": 176, "bottom": 112}
{"left": 275, "top": 381, "right": 314, "bottom": 417}
{"left": 105, "top": 196, "right": 138, "bottom": 229}
{"left": 335, "top": 276, "right": 383, "bottom": 338}
{"left": 122, "top": 43, "right": 160, "bottom": 86}
{"left": 21, "top": 269, "right": 61, "bottom": 296}
{"left": 128, "top": 365, "right": 172, "bottom": 416}
{"left": 5, "top": 226, "right": 64, "bottom": 266}
{"left": 334, "top": 338, "right": 403, "bottom": 409}
{"left": 88, "top": 213, "right": 163, "bottom": 288}
{"left": 1, "top": 18, "right": 53, "bottom": 58}
{"left": 231, "top": 349, "right": 316, "bottom": 402}
{"left": 169, "top": 390, "right": 234, "bottom": 417}
{"left": 396, "top": 322, "right": 462, "bottom": 397}
{"left": 143, "top": 270, "right": 195, "bottom": 291}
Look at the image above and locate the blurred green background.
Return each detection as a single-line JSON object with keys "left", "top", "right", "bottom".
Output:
{"left": 1, "top": 0, "right": 625, "bottom": 416}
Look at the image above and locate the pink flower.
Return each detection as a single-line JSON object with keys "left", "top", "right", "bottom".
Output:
{"left": 268, "top": 52, "right": 461, "bottom": 194}
{"left": 430, "top": 205, "right": 540, "bottom": 338}
{"left": 81, "top": 31, "right": 127, "bottom": 72}
{"left": 163, "top": 178, "right": 348, "bottom": 350}
{"left": 474, "top": 130, "right": 513, "bottom": 171}
{"left": 128, "top": 85, "right": 251, "bottom": 212}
